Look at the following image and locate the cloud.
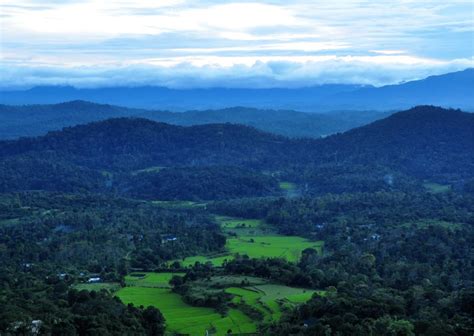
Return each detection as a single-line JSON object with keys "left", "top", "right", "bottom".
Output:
{"left": 0, "top": 0, "right": 473, "bottom": 88}
{"left": 1, "top": 56, "right": 472, "bottom": 89}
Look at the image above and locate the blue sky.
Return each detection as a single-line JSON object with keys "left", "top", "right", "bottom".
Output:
{"left": 0, "top": 0, "right": 473, "bottom": 88}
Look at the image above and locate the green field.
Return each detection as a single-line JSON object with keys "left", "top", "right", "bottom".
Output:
{"left": 216, "top": 216, "right": 263, "bottom": 229}
{"left": 177, "top": 235, "right": 323, "bottom": 267}
{"left": 117, "top": 273, "right": 319, "bottom": 335}
{"left": 125, "top": 272, "right": 185, "bottom": 288}
{"left": 118, "top": 272, "right": 255, "bottom": 334}
{"left": 279, "top": 181, "right": 296, "bottom": 191}
{"left": 227, "top": 236, "right": 323, "bottom": 262}
{"left": 423, "top": 182, "right": 451, "bottom": 193}
{"left": 226, "top": 284, "right": 322, "bottom": 322}
{"left": 175, "top": 216, "right": 323, "bottom": 267}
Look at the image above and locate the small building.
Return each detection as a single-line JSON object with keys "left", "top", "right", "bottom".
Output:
{"left": 371, "top": 233, "right": 381, "bottom": 240}
{"left": 161, "top": 234, "right": 178, "bottom": 243}
{"left": 87, "top": 277, "right": 101, "bottom": 283}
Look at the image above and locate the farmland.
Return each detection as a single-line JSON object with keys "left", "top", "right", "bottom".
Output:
{"left": 226, "top": 284, "right": 322, "bottom": 322}
{"left": 123, "top": 213, "right": 326, "bottom": 335}
{"left": 175, "top": 215, "right": 323, "bottom": 267}
{"left": 116, "top": 273, "right": 320, "bottom": 335}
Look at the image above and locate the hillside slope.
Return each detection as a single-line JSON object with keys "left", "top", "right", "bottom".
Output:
{"left": 0, "top": 106, "right": 472, "bottom": 196}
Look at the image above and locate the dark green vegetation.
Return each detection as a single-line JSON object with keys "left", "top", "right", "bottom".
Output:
{"left": 123, "top": 166, "right": 280, "bottom": 200}
{"left": 0, "top": 101, "right": 390, "bottom": 140}
{"left": 0, "top": 106, "right": 473, "bottom": 198}
{"left": 0, "top": 105, "right": 473, "bottom": 335}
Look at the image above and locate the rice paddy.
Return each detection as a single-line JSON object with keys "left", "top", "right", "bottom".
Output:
{"left": 116, "top": 273, "right": 321, "bottom": 335}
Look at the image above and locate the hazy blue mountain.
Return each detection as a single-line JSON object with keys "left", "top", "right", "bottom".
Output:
{"left": 0, "top": 101, "right": 389, "bottom": 140}
{"left": 327, "top": 68, "right": 474, "bottom": 110}
{"left": 1, "top": 69, "right": 472, "bottom": 111}
{"left": 0, "top": 84, "right": 363, "bottom": 111}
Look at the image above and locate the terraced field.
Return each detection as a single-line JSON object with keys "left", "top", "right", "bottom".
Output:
{"left": 226, "top": 284, "right": 322, "bottom": 322}
{"left": 116, "top": 273, "right": 257, "bottom": 335}
{"left": 116, "top": 273, "right": 321, "bottom": 335}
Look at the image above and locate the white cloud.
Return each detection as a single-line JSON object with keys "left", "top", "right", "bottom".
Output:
{"left": 0, "top": 0, "right": 472, "bottom": 87}
{"left": 1, "top": 55, "right": 472, "bottom": 89}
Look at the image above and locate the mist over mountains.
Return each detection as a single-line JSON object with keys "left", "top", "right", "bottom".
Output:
{"left": 1, "top": 69, "right": 472, "bottom": 112}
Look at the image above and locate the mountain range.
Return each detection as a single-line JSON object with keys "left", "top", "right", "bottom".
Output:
{"left": 0, "top": 105, "right": 472, "bottom": 198}
{"left": 0, "top": 69, "right": 472, "bottom": 112}
{"left": 0, "top": 101, "right": 390, "bottom": 140}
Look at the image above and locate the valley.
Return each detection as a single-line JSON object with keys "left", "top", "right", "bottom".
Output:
{"left": 0, "top": 105, "right": 472, "bottom": 335}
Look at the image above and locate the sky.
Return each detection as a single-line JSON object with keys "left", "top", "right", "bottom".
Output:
{"left": 0, "top": 0, "right": 473, "bottom": 88}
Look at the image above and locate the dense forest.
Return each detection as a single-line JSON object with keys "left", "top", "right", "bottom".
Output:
{"left": 0, "top": 105, "right": 472, "bottom": 335}
{"left": 0, "top": 106, "right": 472, "bottom": 197}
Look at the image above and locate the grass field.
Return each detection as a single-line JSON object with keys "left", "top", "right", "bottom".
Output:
{"left": 117, "top": 273, "right": 320, "bottom": 335}
{"left": 124, "top": 272, "right": 184, "bottom": 288}
{"left": 423, "top": 182, "right": 451, "bottom": 193}
{"left": 176, "top": 236, "right": 323, "bottom": 267}
{"left": 279, "top": 181, "right": 296, "bottom": 191}
{"left": 216, "top": 216, "right": 263, "bottom": 229}
{"left": 175, "top": 216, "right": 323, "bottom": 267}
{"left": 116, "top": 286, "right": 256, "bottom": 335}
{"left": 227, "top": 236, "right": 324, "bottom": 262}
{"left": 226, "top": 284, "right": 322, "bottom": 322}
{"left": 176, "top": 254, "right": 233, "bottom": 267}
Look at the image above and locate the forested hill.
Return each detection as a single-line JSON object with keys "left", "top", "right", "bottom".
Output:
{"left": 0, "top": 119, "right": 291, "bottom": 170}
{"left": 316, "top": 106, "right": 474, "bottom": 180}
{"left": 0, "top": 105, "right": 472, "bottom": 195}
{"left": 0, "top": 100, "right": 388, "bottom": 140}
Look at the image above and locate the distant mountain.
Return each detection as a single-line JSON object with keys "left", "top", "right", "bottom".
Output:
{"left": 1, "top": 69, "right": 472, "bottom": 111}
{"left": 0, "top": 84, "right": 363, "bottom": 112}
{"left": 0, "top": 101, "right": 389, "bottom": 140}
{"left": 328, "top": 68, "right": 474, "bottom": 110}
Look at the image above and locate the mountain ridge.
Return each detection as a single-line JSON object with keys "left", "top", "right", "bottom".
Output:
{"left": 0, "top": 105, "right": 472, "bottom": 183}
{"left": 0, "top": 69, "right": 472, "bottom": 111}
{"left": 0, "top": 101, "right": 389, "bottom": 140}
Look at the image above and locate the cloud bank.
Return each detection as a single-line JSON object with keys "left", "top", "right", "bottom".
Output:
{"left": 1, "top": 0, "right": 473, "bottom": 88}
